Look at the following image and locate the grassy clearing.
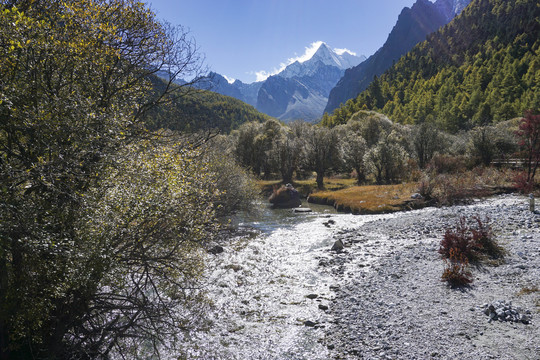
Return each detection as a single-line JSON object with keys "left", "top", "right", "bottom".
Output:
{"left": 308, "top": 183, "right": 420, "bottom": 214}
{"left": 255, "top": 167, "right": 521, "bottom": 215}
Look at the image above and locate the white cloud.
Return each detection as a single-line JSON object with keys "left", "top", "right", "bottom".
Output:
{"left": 334, "top": 48, "right": 357, "bottom": 56}
{"left": 223, "top": 75, "right": 236, "bottom": 84}
{"left": 291, "top": 41, "right": 324, "bottom": 64}
{"left": 252, "top": 41, "right": 325, "bottom": 82}
{"left": 254, "top": 70, "right": 274, "bottom": 82}
{"left": 254, "top": 65, "right": 286, "bottom": 82}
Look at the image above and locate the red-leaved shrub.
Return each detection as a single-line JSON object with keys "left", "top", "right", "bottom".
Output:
{"left": 442, "top": 248, "right": 473, "bottom": 287}
{"left": 439, "top": 217, "right": 476, "bottom": 260}
{"left": 513, "top": 171, "right": 534, "bottom": 194}
{"left": 439, "top": 215, "right": 502, "bottom": 262}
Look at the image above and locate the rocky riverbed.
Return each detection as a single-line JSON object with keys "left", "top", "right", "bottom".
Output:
{"left": 182, "top": 195, "right": 538, "bottom": 359}
{"left": 320, "top": 194, "right": 539, "bottom": 359}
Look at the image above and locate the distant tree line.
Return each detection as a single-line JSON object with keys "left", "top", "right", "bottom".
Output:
{"left": 144, "top": 76, "right": 271, "bottom": 133}
{"left": 230, "top": 110, "right": 520, "bottom": 188}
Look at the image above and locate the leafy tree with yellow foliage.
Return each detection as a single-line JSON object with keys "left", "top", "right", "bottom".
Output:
{"left": 0, "top": 1, "right": 214, "bottom": 358}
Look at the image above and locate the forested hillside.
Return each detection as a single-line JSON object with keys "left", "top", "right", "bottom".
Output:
{"left": 323, "top": 0, "right": 540, "bottom": 132}
{"left": 145, "top": 76, "right": 271, "bottom": 133}
{"left": 324, "top": 0, "right": 465, "bottom": 115}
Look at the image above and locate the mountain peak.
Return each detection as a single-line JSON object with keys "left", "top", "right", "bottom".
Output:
{"left": 278, "top": 42, "right": 365, "bottom": 79}
{"left": 313, "top": 42, "right": 332, "bottom": 55}
{"left": 309, "top": 42, "right": 342, "bottom": 66}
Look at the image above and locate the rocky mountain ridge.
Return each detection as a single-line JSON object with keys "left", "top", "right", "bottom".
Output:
{"left": 197, "top": 42, "right": 365, "bottom": 122}
{"left": 324, "top": 0, "right": 471, "bottom": 115}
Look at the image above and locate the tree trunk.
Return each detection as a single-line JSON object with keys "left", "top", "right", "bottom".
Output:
{"left": 281, "top": 171, "right": 293, "bottom": 185}
{"left": 316, "top": 171, "right": 324, "bottom": 189}
{"left": 355, "top": 167, "right": 365, "bottom": 185}
{"left": 0, "top": 254, "right": 7, "bottom": 360}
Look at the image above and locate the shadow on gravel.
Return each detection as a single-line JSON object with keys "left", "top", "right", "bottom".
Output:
{"left": 447, "top": 283, "right": 473, "bottom": 292}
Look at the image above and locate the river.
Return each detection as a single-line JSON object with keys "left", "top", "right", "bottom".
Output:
{"left": 182, "top": 199, "right": 367, "bottom": 359}
{"left": 175, "top": 194, "right": 540, "bottom": 360}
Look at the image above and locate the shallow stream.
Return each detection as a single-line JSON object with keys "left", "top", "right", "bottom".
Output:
{"left": 182, "top": 200, "right": 364, "bottom": 359}
{"left": 178, "top": 195, "right": 538, "bottom": 359}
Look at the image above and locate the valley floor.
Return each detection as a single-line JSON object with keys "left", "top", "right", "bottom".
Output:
{"left": 323, "top": 194, "right": 539, "bottom": 359}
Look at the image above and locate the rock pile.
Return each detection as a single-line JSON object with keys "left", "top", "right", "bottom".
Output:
{"left": 482, "top": 300, "right": 532, "bottom": 324}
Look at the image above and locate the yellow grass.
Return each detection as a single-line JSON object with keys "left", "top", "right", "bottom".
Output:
{"left": 308, "top": 183, "right": 419, "bottom": 214}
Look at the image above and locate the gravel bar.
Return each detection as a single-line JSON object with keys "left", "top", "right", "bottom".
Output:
{"left": 321, "top": 194, "right": 540, "bottom": 359}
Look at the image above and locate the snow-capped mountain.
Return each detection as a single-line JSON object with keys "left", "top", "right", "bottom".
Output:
{"left": 254, "top": 42, "right": 365, "bottom": 121}
{"left": 191, "top": 42, "right": 365, "bottom": 123}
{"left": 435, "top": 0, "right": 471, "bottom": 21}
{"left": 257, "top": 62, "right": 346, "bottom": 120}
{"left": 279, "top": 43, "right": 365, "bottom": 79}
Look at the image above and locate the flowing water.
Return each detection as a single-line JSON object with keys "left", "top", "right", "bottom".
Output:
{"left": 182, "top": 200, "right": 368, "bottom": 359}
{"left": 176, "top": 195, "right": 530, "bottom": 359}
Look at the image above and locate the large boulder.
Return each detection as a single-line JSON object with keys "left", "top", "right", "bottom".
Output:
{"left": 269, "top": 184, "right": 302, "bottom": 209}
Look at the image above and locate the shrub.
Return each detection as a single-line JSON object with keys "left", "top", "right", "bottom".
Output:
{"left": 513, "top": 171, "right": 535, "bottom": 194}
{"left": 405, "top": 158, "right": 422, "bottom": 182}
{"left": 442, "top": 248, "right": 473, "bottom": 287}
{"left": 424, "top": 167, "right": 515, "bottom": 206}
{"left": 439, "top": 215, "right": 502, "bottom": 263}
{"left": 515, "top": 111, "right": 540, "bottom": 185}
{"left": 440, "top": 217, "right": 476, "bottom": 260}
{"left": 203, "top": 136, "right": 257, "bottom": 217}
{"left": 428, "top": 154, "right": 469, "bottom": 174}
{"left": 418, "top": 175, "right": 435, "bottom": 200}
{"left": 471, "top": 216, "right": 505, "bottom": 259}
{"left": 430, "top": 174, "right": 473, "bottom": 206}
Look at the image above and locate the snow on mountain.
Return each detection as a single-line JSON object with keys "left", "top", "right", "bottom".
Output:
{"left": 173, "top": 42, "right": 365, "bottom": 123}
{"left": 253, "top": 43, "right": 366, "bottom": 122}
{"left": 279, "top": 42, "right": 365, "bottom": 79}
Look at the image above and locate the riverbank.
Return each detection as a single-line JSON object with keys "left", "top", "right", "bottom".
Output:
{"left": 307, "top": 183, "right": 422, "bottom": 214}
{"left": 319, "top": 194, "right": 539, "bottom": 359}
{"left": 257, "top": 180, "right": 426, "bottom": 214}
{"left": 257, "top": 169, "right": 517, "bottom": 215}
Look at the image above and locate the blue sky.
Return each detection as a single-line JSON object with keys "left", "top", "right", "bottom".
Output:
{"left": 148, "top": 0, "right": 421, "bottom": 83}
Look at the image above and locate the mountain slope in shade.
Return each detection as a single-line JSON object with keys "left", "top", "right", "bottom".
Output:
{"left": 197, "top": 72, "right": 262, "bottom": 108}
{"left": 324, "top": 0, "right": 471, "bottom": 115}
{"left": 145, "top": 75, "right": 271, "bottom": 134}
{"left": 257, "top": 63, "right": 345, "bottom": 120}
